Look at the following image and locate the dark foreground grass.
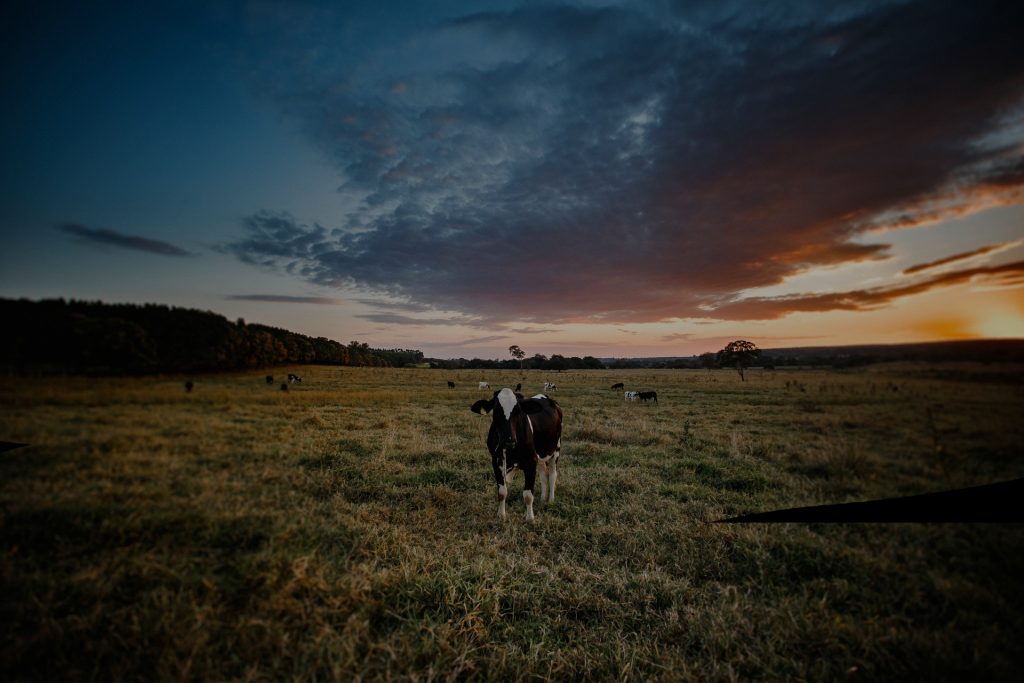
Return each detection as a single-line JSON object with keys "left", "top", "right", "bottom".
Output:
{"left": 2, "top": 365, "right": 1023, "bottom": 680}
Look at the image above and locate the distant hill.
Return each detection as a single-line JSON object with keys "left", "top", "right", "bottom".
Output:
{"left": 0, "top": 298, "right": 424, "bottom": 375}
{"left": 761, "top": 339, "right": 1024, "bottom": 365}
{"left": 601, "top": 339, "right": 1024, "bottom": 369}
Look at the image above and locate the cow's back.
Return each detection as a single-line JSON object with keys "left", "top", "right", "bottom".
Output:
{"left": 520, "top": 397, "right": 562, "bottom": 456}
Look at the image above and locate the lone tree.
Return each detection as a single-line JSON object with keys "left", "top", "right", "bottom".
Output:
{"left": 509, "top": 344, "right": 526, "bottom": 369}
{"left": 717, "top": 340, "right": 760, "bottom": 381}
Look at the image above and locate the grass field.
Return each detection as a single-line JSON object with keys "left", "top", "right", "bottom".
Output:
{"left": 2, "top": 364, "right": 1023, "bottom": 681}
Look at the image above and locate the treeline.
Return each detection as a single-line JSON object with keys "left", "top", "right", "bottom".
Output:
{"left": 603, "top": 340, "right": 1024, "bottom": 370}
{"left": 0, "top": 298, "right": 423, "bottom": 374}
{"left": 427, "top": 354, "right": 605, "bottom": 371}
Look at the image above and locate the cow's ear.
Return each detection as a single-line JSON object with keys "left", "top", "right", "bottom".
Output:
{"left": 471, "top": 399, "right": 493, "bottom": 414}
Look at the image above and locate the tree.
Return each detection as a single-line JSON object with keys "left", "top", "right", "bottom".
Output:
{"left": 509, "top": 344, "right": 526, "bottom": 369}
{"left": 716, "top": 340, "right": 760, "bottom": 381}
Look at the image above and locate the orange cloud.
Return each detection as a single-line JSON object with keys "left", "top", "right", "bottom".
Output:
{"left": 902, "top": 243, "right": 1006, "bottom": 275}
{"left": 709, "top": 260, "right": 1024, "bottom": 320}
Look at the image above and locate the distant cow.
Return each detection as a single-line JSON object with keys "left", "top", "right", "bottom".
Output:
{"left": 280, "top": 383, "right": 288, "bottom": 391}
{"left": 624, "top": 391, "right": 639, "bottom": 400}
{"left": 515, "top": 382, "right": 522, "bottom": 392}
{"left": 472, "top": 388, "right": 563, "bottom": 521}
{"left": 610, "top": 382, "right": 624, "bottom": 390}
{"left": 266, "top": 375, "right": 274, "bottom": 385}
{"left": 448, "top": 381, "right": 456, "bottom": 389}
{"left": 543, "top": 382, "right": 557, "bottom": 391}
{"left": 288, "top": 373, "right": 302, "bottom": 384}
{"left": 479, "top": 381, "right": 490, "bottom": 390}
{"left": 184, "top": 380, "right": 193, "bottom": 392}
{"left": 638, "top": 391, "right": 658, "bottom": 404}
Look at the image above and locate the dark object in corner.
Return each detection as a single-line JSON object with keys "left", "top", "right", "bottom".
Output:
{"left": 717, "top": 478, "right": 1024, "bottom": 523}
{"left": 0, "top": 441, "right": 30, "bottom": 453}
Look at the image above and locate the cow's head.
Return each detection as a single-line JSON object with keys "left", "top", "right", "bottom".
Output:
{"left": 472, "top": 388, "right": 520, "bottom": 451}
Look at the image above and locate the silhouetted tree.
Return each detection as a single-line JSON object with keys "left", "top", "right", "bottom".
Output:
{"left": 509, "top": 345, "right": 526, "bottom": 369}
{"left": 716, "top": 340, "right": 760, "bottom": 381}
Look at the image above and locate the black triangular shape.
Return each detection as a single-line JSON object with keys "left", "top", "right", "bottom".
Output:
{"left": 717, "top": 478, "right": 1024, "bottom": 523}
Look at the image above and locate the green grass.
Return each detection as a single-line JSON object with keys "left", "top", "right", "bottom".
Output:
{"left": 2, "top": 365, "right": 1023, "bottom": 680}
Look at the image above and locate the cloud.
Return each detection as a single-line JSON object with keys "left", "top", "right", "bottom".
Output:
{"left": 226, "top": 294, "right": 344, "bottom": 305}
{"left": 508, "top": 327, "right": 558, "bottom": 335}
{"left": 226, "top": 1, "right": 1024, "bottom": 323}
{"left": 355, "top": 312, "right": 486, "bottom": 327}
{"left": 58, "top": 223, "right": 194, "bottom": 257}
{"left": 902, "top": 245, "right": 1004, "bottom": 275}
{"left": 446, "top": 334, "right": 510, "bottom": 347}
{"left": 709, "top": 261, "right": 1024, "bottom": 320}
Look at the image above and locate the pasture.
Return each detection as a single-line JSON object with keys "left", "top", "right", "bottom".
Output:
{"left": 2, "top": 365, "right": 1023, "bottom": 680}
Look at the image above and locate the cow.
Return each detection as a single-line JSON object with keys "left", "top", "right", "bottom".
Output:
{"left": 479, "top": 381, "right": 490, "bottom": 390}
{"left": 184, "top": 380, "right": 193, "bottom": 393}
{"left": 265, "top": 375, "right": 274, "bottom": 385}
{"left": 471, "top": 388, "right": 563, "bottom": 521}
{"left": 544, "top": 382, "right": 557, "bottom": 391}
{"left": 448, "top": 381, "right": 456, "bottom": 389}
{"left": 288, "top": 373, "right": 302, "bottom": 384}
{"left": 280, "top": 383, "right": 288, "bottom": 391}
{"left": 624, "top": 391, "right": 639, "bottom": 400}
{"left": 515, "top": 382, "right": 522, "bottom": 392}
{"left": 638, "top": 390, "right": 658, "bottom": 403}
{"left": 610, "top": 382, "right": 624, "bottom": 390}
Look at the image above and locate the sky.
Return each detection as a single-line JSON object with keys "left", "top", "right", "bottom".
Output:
{"left": 1, "top": 0, "right": 1022, "bottom": 359}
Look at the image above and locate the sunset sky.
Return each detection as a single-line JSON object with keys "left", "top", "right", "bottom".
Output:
{"left": 2, "top": 1, "right": 1022, "bottom": 359}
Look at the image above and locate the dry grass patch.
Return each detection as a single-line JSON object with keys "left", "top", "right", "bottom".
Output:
{"left": 2, "top": 365, "right": 1023, "bottom": 680}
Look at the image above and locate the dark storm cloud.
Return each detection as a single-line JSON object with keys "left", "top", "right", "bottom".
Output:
{"left": 59, "top": 223, "right": 194, "bottom": 257}
{"left": 227, "top": 294, "right": 344, "bottom": 304}
{"left": 227, "top": 1, "right": 1024, "bottom": 323}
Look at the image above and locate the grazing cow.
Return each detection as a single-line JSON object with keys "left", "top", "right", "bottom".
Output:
{"left": 544, "top": 382, "right": 557, "bottom": 391}
{"left": 471, "top": 388, "right": 563, "bottom": 521}
{"left": 479, "top": 381, "right": 490, "bottom": 390}
{"left": 280, "top": 383, "right": 288, "bottom": 391}
{"left": 624, "top": 391, "right": 639, "bottom": 400}
{"left": 610, "top": 382, "right": 624, "bottom": 390}
{"left": 638, "top": 390, "right": 658, "bottom": 404}
{"left": 184, "top": 380, "right": 193, "bottom": 392}
{"left": 266, "top": 375, "right": 274, "bottom": 385}
{"left": 288, "top": 373, "right": 302, "bottom": 384}
{"left": 448, "top": 381, "right": 456, "bottom": 389}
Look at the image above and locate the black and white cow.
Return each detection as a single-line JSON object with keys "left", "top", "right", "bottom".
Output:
{"left": 288, "top": 373, "right": 302, "bottom": 384}
{"left": 479, "top": 381, "right": 490, "bottom": 389}
{"left": 624, "top": 391, "right": 639, "bottom": 400}
{"left": 471, "top": 388, "right": 563, "bottom": 521}
{"left": 543, "top": 382, "right": 557, "bottom": 391}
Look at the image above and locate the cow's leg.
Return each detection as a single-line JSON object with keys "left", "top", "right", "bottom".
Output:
{"left": 548, "top": 439, "right": 561, "bottom": 503}
{"left": 536, "top": 458, "right": 548, "bottom": 502}
{"left": 523, "top": 461, "right": 537, "bottom": 521}
{"left": 493, "top": 457, "right": 508, "bottom": 520}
